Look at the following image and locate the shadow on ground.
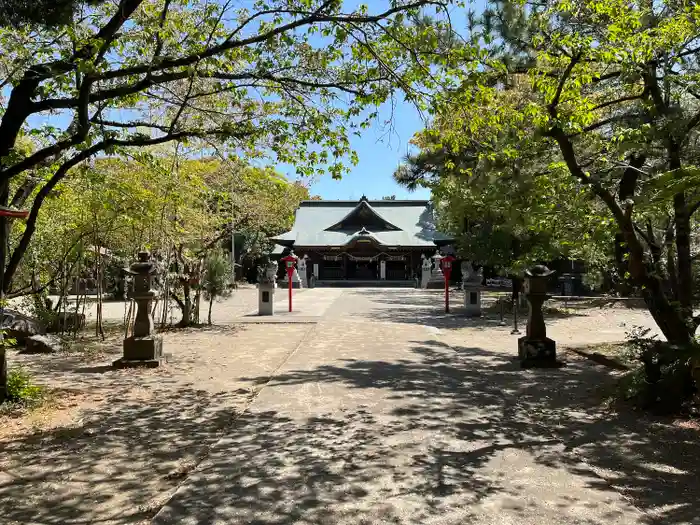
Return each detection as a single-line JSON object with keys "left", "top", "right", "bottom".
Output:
{"left": 154, "top": 341, "right": 698, "bottom": 525}
{"left": 0, "top": 388, "right": 245, "bottom": 524}
{"left": 347, "top": 289, "right": 585, "bottom": 330}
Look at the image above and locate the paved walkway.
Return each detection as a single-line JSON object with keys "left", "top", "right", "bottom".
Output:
{"left": 3, "top": 288, "right": 695, "bottom": 525}
{"left": 149, "top": 289, "right": 686, "bottom": 525}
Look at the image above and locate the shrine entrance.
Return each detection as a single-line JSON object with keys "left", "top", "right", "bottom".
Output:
{"left": 347, "top": 257, "right": 379, "bottom": 280}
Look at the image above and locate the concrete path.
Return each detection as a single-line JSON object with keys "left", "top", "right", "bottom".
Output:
{"left": 151, "top": 289, "right": 665, "bottom": 525}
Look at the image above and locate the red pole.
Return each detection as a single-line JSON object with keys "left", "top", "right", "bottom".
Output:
{"left": 444, "top": 274, "right": 450, "bottom": 313}
{"left": 288, "top": 274, "right": 293, "bottom": 312}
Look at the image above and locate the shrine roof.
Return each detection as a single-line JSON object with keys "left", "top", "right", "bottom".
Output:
{"left": 269, "top": 197, "right": 453, "bottom": 248}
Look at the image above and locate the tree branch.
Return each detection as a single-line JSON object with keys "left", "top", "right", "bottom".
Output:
{"left": 548, "top": 53, "right": 581, "bottom": 114}
{"left": 3, "top": 127, "right": 254, "bottom": 290}
{"left": 590, "top": 92, "right": 646, "bottom": 113}
{"left": 94, "top": 1, "right": 440, "bottom": 81}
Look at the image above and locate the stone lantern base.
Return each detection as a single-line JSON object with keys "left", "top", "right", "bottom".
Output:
{"left": 517, "top": 336, "right": 559, "bottom": 368}
{"left": 114, "top": 335, "right": 164, "bottom": 368}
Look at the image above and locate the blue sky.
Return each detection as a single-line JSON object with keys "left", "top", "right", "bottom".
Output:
{"left": 296, "top": 0, "right": 477, "bottom": 202}
{"left": 299, "top": 100, "right": 430, "bottom": 201}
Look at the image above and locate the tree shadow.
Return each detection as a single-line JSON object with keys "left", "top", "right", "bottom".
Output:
{"left": 3, "top": 336, "right": 697, "bottom": 524}
{"left": 208, "top": 340, "right": 696, "bottom": 525}
{"left": 347, "top": 289, "right": 584, "bottom": 329}
{"left": 0, "top": 387, "right": 243, "bottom": 524}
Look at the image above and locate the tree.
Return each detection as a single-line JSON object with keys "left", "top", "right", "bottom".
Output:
{"left": 396, "top": 83, "right": 616, "bottom": 278}
{"left": 0, "top": 0, "right": 108, "bottom": 28}
{"left": 202, "top": 249, "right": 232, "bottom": 325}
{"left": 430, "top": 0, "right": 700, "bottom": 345}
{"left": 0, "top": 0, "right": 452, "bottom": 295}
{"left": 0, "top": 0, "right": 453, "bottom": 400}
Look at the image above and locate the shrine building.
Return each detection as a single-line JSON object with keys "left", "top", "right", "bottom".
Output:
{"left": 270, "top": 196, "right": 453, "bottom": 286}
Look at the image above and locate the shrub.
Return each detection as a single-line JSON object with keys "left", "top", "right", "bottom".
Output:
{"left": 202, "top": 249, "right": 233, "bottom": 325}
{"left": 622, "top": 326, "right": 699, "bottom": 414}
{"left": 5, "top": 367, "right": 43, "bottom": 405}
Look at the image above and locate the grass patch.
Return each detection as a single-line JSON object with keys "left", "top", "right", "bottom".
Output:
{"left": 0, "top": 367, "right": 48, "bottom": 421}
{"left": 4, "top": 367, "right": 43, "bottom": 404}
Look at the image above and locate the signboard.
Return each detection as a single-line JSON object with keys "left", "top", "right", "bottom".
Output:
{"left": 485, "top": 278, "right": 513, "bottom": 289}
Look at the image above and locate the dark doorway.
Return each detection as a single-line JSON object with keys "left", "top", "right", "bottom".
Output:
{"left": 348, "top": 260, "right": 378, "bottom": 280}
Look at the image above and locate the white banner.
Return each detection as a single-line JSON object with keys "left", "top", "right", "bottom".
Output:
{"left": 485, "top": 278, "right": 512, "bottom": 289}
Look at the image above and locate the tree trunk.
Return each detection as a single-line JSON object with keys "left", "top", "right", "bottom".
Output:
{"left": 621, "top": 218, "right": 693, "bottom": 344}
{"left": 640, "top": 276, "right": 693, "bottom": 345}
{"left": 673, "top": 192, "right": 693, "bottom": 318}
{"left": 179, "top": 280, "right": 191, "bottom": 327}
{"left": 208, "top": 296, "right": 213, "bottom": 325}
{"left": 666, "top": 225, "right": 679, "bottom": 301}
{"left": 0, "top": 346, "right": 6, "bottom": 403}
{"left": 0, "top": 180, "right": 10, "bottom": 403}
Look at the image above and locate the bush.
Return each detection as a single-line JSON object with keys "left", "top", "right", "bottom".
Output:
{"left": 5, "top": 367, "right": 43, "bottom": 405}
{"left": 622, "top": 326, "right": 699, "bottom": 414}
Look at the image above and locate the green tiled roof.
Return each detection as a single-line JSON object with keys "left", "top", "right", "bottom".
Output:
{"left": 270, "top": 198, "right": 453, "bottom": 248}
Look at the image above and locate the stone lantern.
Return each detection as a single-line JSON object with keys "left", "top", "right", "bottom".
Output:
{"left": 258, "top": 261, "right": 278, "bottom": 316}
{"left": 518, "top": 264, "right": 558, "bottom": 368}
{"left": 426, "top": 252, "right": 445, "bottom": 289}
{"left": 114, "top": 251, "right": 163, "bottom": 368}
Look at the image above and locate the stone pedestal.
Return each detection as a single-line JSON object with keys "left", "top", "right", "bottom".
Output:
{"left": 518, "top": 336, "right": 557, "bottom": 367}
{"left": 421, "top": 267, "right": 431, "bottom": 288}
{"left": 518, "top": 265, "right": 559, "bottom": 368}
{"left": 114, "top": 251, "right": 163, "bottom": 369}
{"left": 258, "top": 281, "right": 275, "bottom": 315}
{"left": 463, "top": 286, "right": 482, "bottom": 317}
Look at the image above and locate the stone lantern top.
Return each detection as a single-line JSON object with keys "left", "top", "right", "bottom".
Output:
{"left": 125, "top": 250, "right": 159, "bottom": 297}
{"left": 525, "top": 264, "right": 555, "bottom": 278}
{"left": 523, "top": 264, "right": 555, "bottom": 296}
{"left": 127, "top": 250, "right": 158, "bottom": 275}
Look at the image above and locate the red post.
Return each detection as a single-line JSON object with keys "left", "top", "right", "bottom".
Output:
{"left": 444, "top": 277, "right": 449, "bottom": 313}
{"left": 281, "top": 253, "right": 298, "bottom": 313}
{"left": 440, "top": 255, "right": 455, "bottom": 314}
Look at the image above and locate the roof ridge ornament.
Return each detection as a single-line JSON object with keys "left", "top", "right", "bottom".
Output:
{"left": 360, "top": 194, "right": 368, "bottom": 202}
